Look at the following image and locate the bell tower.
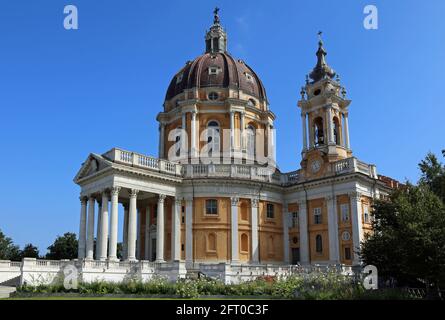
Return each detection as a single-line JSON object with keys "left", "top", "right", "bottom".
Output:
{"left": 298, "top": 33, "right": 352, "bottom": 179}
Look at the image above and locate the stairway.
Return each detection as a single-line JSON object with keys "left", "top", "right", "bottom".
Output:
{"left": 0, "top": 286, "right": 16, "bottom": 299}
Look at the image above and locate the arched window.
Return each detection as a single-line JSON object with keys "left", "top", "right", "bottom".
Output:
{"left": 315, "top": 235, "right": 323, "bottom": 253}
{"left": 241, "top": 233, "right": 248, "bottom": 252}
{"left": 247, "top": 99, "right": 256, "bottom": 107}
{"left": 246, "top": 124, "right": 255, "bottom": 159}
{"left": 313, "top": 117, "right": 324, "bottom": 146}
{"left": 206, "top": 121, "right": 220, "bottom": 157}
{"left": 207, "top": 233, "right": 216, "bottom": 252}
{"left": 175, "top": 126, "right": 182, "bottom": 157}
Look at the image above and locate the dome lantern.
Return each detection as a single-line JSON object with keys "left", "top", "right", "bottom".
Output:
{"left": 205, "top": 7, "right": 227, "bottom": 54}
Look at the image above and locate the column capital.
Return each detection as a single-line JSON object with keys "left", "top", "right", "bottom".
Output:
{"left": 111, "top": 186, "right": 121, "bottom": 196}
{"left": 326, "top": 195, "right": 336, "bottom": 202}
{"left": 175, "top": 198, "right": 182, "bottom": 206}
{"left": 158, "top": 194, "right": 167, "bottom": 204}
{"left": 348, "top": 191, "right": 362, "bottom": 201}
{"left": 129, "top": 189, "right": 139, "bottom": 198}
{"left": 296, "top": 198, "right": 307, "bottom": 208}
{"left": 79, "top": 196, "right": 88, "bottom": 203}
{"left": 230, "top": 197, "right": 239, "bottom": 206}
{"left": 251, "top": 198, "right": 259, "bottom": 208}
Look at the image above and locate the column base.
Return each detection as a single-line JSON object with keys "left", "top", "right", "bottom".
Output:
{"left": 107, "top": 257, "right": 119, "bottom": 262}
{"left": 155, "top": 259, "right": 165, "bottom": 263}
{"left": 230, "top": 260, "right": 240, "bottom": 265}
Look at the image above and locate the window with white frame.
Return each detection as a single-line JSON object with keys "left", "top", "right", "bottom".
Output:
{"left": 208, "top": 91, "right": 219, "bottom": 101}
{"left": 291, "top": 212, "right": 299, "bottom": 228}
{"left": 313, "top": 207, "right": 322, "bottom": 224}
{"left": 340, "top": 203, "right": 350, "bottom": 222}
{"left": 176, "top": 73, "right": 183, "bottom": 84}
{"left": 205, "top": 199, "right": 218, "bottom": 215}
{"left": 208, "top": 66, "right": 219, "bottom": 75}
{"left": 244, "top": 72, "right": 254, "bottom": 82}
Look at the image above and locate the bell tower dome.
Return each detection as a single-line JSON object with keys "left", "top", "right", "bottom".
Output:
{"left": 298, "top": 33, "right": 352, "bottom": 179}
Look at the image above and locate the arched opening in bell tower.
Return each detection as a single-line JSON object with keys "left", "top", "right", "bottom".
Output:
{"left": 313, "top": 117, "right": 324, "bottom": 146}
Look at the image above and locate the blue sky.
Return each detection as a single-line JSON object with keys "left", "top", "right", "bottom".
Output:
{"left": 0, "top": 0, "right": 444, "bottom": 253}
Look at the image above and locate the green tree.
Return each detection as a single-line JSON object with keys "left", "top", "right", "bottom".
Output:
{"left": 0, "top": 229, "right": 21, "bottom": 261}
{"left": 418, "top": 151, "right": 445, "bottom": 203}
{"left": 46, "top": 232, "right": 78, "bottom": 260}
{"left": 361, "top": 184, "right": 445, "bottom": 296}
{"left": 20, "top": 243, "right": 40, "bottom": 259}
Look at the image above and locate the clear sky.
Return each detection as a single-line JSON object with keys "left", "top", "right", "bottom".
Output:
{"left": 0, "top": 0, "right": 444, "bottom": 253}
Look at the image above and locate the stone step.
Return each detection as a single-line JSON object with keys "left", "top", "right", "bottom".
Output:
{"left": 0, "top": 286, "right": 16, "bottom": 299}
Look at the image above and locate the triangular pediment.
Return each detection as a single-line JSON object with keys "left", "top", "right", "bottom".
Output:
{"left": 73, "top": 153, "right": 112, "bottom": 183}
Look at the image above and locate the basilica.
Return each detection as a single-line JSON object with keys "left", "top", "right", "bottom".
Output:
{"left": 73, "top": 9, "right": 398, "bottom": 272}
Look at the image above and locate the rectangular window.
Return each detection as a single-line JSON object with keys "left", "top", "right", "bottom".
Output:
{"left": 314, "top": 207, "right": 322, "bottom": 224}
{"left": 340, "top": 203, "right": 350, "bottom": 222}
{"left": 266, "top": 203, "right": 275, "bottom": 219}
{"left": 292, "top": 212, "right": 299, "bottom": 228}
{"left": 364, "top": 205, "right": 370, "bottom": 223}
{"left": 205, "top": 199, "right": 218, "bottom": 215}
{"left": 345, "top": 247, "right": 351, "bottom": 260}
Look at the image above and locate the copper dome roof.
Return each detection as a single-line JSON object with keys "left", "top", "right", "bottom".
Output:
{"left": 165, "top": 52, "right": 267, "bottom": 101}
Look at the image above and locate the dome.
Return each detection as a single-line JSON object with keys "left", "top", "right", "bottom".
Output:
{"left": 165, "top": 52, "right": 267, "bottom": 101}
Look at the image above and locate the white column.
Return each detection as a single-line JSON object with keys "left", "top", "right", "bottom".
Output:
{"left": 327, "top": 195, "right": 340, "bottom": 263}
{"left": 122, "top": 204, "right": 129, "bottom": 260}
{"left": 298, "top": 199, "right": 309, "bottom": 264}
{"left": 185, "top": 198, "right": 193, "bottom": 264}
{"left": 283, "top": 203, "right": 290, "bottom": 264}
{"left": 171, "top": 199, "right": 181, "bottom": 261}
{"left": 136, "top": 208, "right": 141, "bottom": 260}
{"left": 344, "top": 113, "right": 350, "bottom": 149}
{"left": 301, "top": 113, "right": 307, "bottom": 151}
{"left": 231, "top": 197, "right": 239, "bottom": 263}
{"left": 78, "top": 197, "right": 87, "bottom": 259}
{"left": 86, "top": 196, "right": 95, "bottom": 260}
{"left": 159, "top": 123, "right": 165, "bottom": 159}
{"left": 182, "top": 112, "right": 187, "bottom": 158}
{"left": 250, "top": 198, "right": 259, "bottom": 263}
{"left": 99, "top": 191, "right": 109, "bottom": 261}
{"left": 127, "top": 189, "right": 139, "bottom": 261}
{"left": 145, "top": 206, "right": 152, "bottom": 260}
{"left": 240, "top": 112, "right": 245, "bottom": 151}
{"left": 230, "top": 111, "right": 235, "bottom": 151}
{"left": 96, "top": 202, "right": 102, "bottom": 260}
{"left": 108, "top": 187, "right": 120, "bottom": 261}
{"left": 350, "top": 191, "right": 363, "bottom": 265}
{"left": 156, "top": 194, "right": 166, "bottom": 262}
{"left": 191, "top": 111, "right": 197, "bottom": 158}
{"left": 327, "top": 107, "right": 334, "bottom": 144}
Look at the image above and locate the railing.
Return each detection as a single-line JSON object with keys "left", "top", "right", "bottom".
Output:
{"left": 332, "top": 157, "right": 377, "bottom": 178}
{"left": 104, "top": 148, "right": 378, "bottom": 185}
{"left": 104, "top": 148, "right": 182, "bottom": 176}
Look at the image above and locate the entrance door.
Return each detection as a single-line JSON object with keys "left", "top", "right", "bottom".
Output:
{"left": 151, "top": 239, "right": 157, "bottom": 261}
{"left": 291, "top": 248, "right": 300, "bottom": 265}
